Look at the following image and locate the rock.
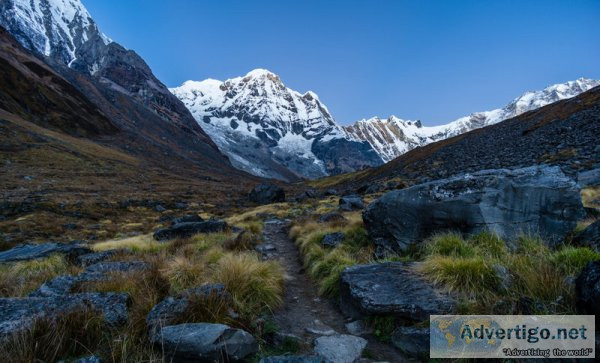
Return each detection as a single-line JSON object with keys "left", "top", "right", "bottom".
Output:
{"left": 338, "top": 195, "right": 364, "bottom": 211}
{"left": 267, "top": 331, "right": 302, "bottom": 347}
{"left": 321, "top": 232, "right": 344, "bottom": 248}
{"left": 255, "top": 243, "right": 277, "bottom": 254}
{"left": 345, "top": 320, "right": 370, "bottom": 336}
{"left": 153, "top": 220, "right": 228, "bottom": 241}
{"left": 391, "top": 326, "right": 429, "bottom": 358}
{"left": 75, "top": 250, "right": 120, "bottom": 267}
{"left": 577, "top": 168, "right": 600, "bottom": 187}
{"left": 324, "top": 189, "right": 338, "bottom": 196}
{"left": 305, "top": 319, "right": 336, "bottom": 336}
{"left": 29, "top": 275, "right": 78, "bottom": 297}
{"left": 575, "top": 261, "right": 600, "bottom": 315}
{"left": 357, "top": 184, "right": 381, "bottom": 195}
{"left": 154, "top": 204, "right": 166, "bottom": 212}
{"left": 147, "top": 284, "right": 228, "bottom": 339}
{"left": 0, "top": 242, "right": 91, "bottom": 263}
{"left": 318, "top": 212, "right": 347, "bottom": 224}
{"left": 249, "top": 183, "right": 285, "bottom": 205}
{"left": 0, "top": 292, "right": 129, "bottom": 338}
{"left": 339, "top": 262, "right": 456, "bottom": 320}
{"left": 78, "top": 261, "right": 149, "bottom": 283}
{"left": 151, "top": 323, "right": 257, "bottom": 361}
{"left": 295, "top": 189, "right": 318, "bottom": 202}
{"left": 63, "top": 223, "right": 78, "bottom": 230}
{"left": 69, "top": 356, "right": 101, "bottom": 363}
{"left": 583, "top": 207, "right": 600, "bottom": 219}
{"left": 363, "top": 166, "right": 584, "bottom": 254}
{"left": 313, "top": 334, "right": 367, "bottom": 363}
{"left": 573, "top": 220, "right": 600, "bottom": 252}
{"left": 492, "top": 264, "right": 512, "bottom": 292}
{"left": 261, "top": 356, "right": 330, "bottom": 363}
{"left": 171, "top": 214, "right": 204, "bottom": 225}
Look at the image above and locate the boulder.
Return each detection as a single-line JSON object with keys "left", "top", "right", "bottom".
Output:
{"left": 153, "top": 220, "right": 227, "bottom": 241}
{"left": 151, "top": 323, "right": 257, "bottom": 362}
{"left": 356, "top": 184, "right": 381, "bottom": 195}
{"left": 577, "top": 168, "right": 600, "bottom": 187}
{"left": 75, "top": 250, "right": 121, "bottom": 267}
{"left": 313, "top": 334, "right": 367, "bottom": 363}
{"left": 318, "top": 212, "right": 346, "bottom": 224}
{"left": 295, "top": 189, "right": 318, "bottom": 202}
{"left": 338, "top": 195, "right": 364, "bottom": 211}
{"left": 575, "top": 261, "right": 600, "bottom": 315}
{"left": 344, "top": 320, "right": 370, "bottom": 336}
{"left": 78, "top": 261, "right": 149, "bottom": 283}
{"left": 0, "top": 292, "right": 129, "bottom": 339}
{"left": 261, "top": 356, "right": 330, "bottom": 363}
{"left": 29, "top": 275, "right": 78, "bottom": 297}
{"left": 249, "top": 183, "right": 285, "bottom": 205}
{"left": 321, "top": 232, "right": 344, "bottom": 248}
{"left": 572, "top": 220, "right": 600, "bottom": 252}
{"left": 339, "top": 262, "right": 456, "bottom": 320}
{"left": 146, "top": 284, "right": 228, "bottom": 339}
{"left": 324, "top": 189, "right": 338, "bottom": 196}
{"left": 391, "top": 326, "right": 429, "bottom": 358}
{"left": 0, "top": 242, "right": 91, "bottom": 263}
{"left": 171, "top": 214, "right": 204, "bottom": 225}
{"left": 363, "top": 166, "right": 584, "bottom": 254}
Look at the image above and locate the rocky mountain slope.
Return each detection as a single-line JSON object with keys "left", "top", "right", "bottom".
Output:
{"left": 331, "top": 84, "right": 600, "bottom": 190}
{"left": 170, "top": 70, "right": 382, "bottom": 181}
{"left": 344, "top": 78, "right": 600, "bottom": 162}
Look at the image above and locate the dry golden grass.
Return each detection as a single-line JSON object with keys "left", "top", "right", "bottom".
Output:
{"left": 92, "top": 233, "right": 165, "bottom": 253}
{"left": 581, "top": 186, "right": 600, "bottom": 208}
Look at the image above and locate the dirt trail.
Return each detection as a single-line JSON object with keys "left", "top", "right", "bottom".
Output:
{"left": 262, "top": 218, "right": 402, "bottom": 362}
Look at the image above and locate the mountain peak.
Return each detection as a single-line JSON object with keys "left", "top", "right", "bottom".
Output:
{"left": 244, "top": 68, "right": 276, "bottom": 78}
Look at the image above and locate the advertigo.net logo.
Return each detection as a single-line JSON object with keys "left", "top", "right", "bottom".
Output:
{"left": 430, "top": 315, "right": 595, "bottom": 359}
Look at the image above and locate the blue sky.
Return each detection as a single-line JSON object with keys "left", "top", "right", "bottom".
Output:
{"left": 84, "top": 0, "right": 600, "bottom": 125}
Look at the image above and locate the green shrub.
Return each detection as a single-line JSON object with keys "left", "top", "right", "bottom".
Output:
{"left": 551, "top": 246, "right": 600, "bottom": 275}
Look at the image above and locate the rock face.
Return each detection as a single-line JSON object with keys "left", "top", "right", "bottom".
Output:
{"left": 249, "top": 184, "right": 285, "bottom": 205}
{"left": 363, "top": 166, "right": 584, "bottom": 254}
{"left": 151, "top": 323, "right": 257, "bottom": 362}
{"left": 338, "top": 195, "right": 364, "bottom": 211}
{"left": 573, "top": 220, "right": 600, "bottom": 252}
{"left": 313, "top": 334, "right": 367, "bottom": 363}
{"left": 575, "top": 261, "right": 600, "bottom": 315}
{"left": 0, "top": 242, "right": 91, "bottom": 262}
{"left": 339, "top": 262, "right": 456, "bottom": 321}
{"left": 153, "top": 220, "right": 228, "bottom": 241}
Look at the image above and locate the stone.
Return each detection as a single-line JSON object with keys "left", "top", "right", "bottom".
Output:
{"left": 147, "top": 284, "right": 228, "bottom": 339}
{"left": 154, "top": 204, "right": 166, "bottom": 212}
{"left": 324, "top": 189, "right": 338, "bottom": 196}
{"left": 0, "top": 292, "right": 129, "bottom": 339}
{"left": 313, "top": 334, "right": 367, "bottom": 363}
{"left": 70, "top": 356, "right": 101, "bottom": 363}
{"left": 261, "top": 356, "right": 331, "bottom": 363}
{"left": 29, "top": 275, "right": 78, "bottom": 297}
{"left": 492, "top": 264, "right": 512, "bottom": 292}
{"left": 391, "top": 326, "right": 429, "bottom": 358}
{"left": 249, "top": 183, "right": 285, "bottom": 205}
{"left": 339, "top": 262, "right": 456, "bottom": 321}
{"left": 0, "top": 242, "right": 91, "bottom": 263}
{"left": 75, "top": 250, "right": 120, "bottom": 267}
{"left": 78, "top": 261, "right": 149, "bottom": 283}
{"left": 363, "top": 166, "right": 584, "bottom": 254}
{"left": 151, "top": 323, "right": 257, "bottom": 362}
{"left": 305, "top": 319, "right": 336, "bottom": 336}
{"left": 318, "top": 212, "right": 347, "bottom": 224}
{"left": 153, "top": 220, "right": 228, "bottom": 241}
{"left": 575, "top": 261, "right": 600, "bottom": 315}
{"left": 321, "top": 232, "right": 344, "bottom": 248}
{"left": 357, "top": 184, "right": 381, "bottom": 195}
{"left": 572, "top": 220, "right": 600, "bottom": 252}
{"left": 577, "top": 168, "right": 600, "bottom": 187}
{"left": 338, "top": 195, "right": 364, "bottom": 211}
{"left": 295, "top": 189, "right": 318, "bottom": 202}
{"left": 255, "top": 243, "right": 277, "bottom": 254}
{"left": 344, "top": 320, "right": 371, "bottom": 336}
{"left": 171, "top": 214, "right": 204, "bottom": 225}
{"left": 63, "top": 223, "right": 78, "bottom": 230}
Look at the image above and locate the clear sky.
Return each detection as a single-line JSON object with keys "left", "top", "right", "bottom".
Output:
{"left": 84, "top": 0, "right": 600, "bottom": 125}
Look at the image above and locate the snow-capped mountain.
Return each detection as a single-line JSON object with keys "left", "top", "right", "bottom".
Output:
{"left": 344, "top": 78, "right": 600, "bottom": 162}
{"left": 171, "top": 69, "right": 382, "bottom": 181}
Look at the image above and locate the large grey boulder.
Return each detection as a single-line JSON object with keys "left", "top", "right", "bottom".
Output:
{"left": 575, "top": 261, "right": 600, "bottom": 315}
{"left": 146, "top": 284, "right": 228, "bottom": 340}
{"left": 339, "top": 262, "right": 455, "bottom": 321}
{"left": 151, "top": 323, "right": 257, "bottom": 362}
{"left": 573, "top": 220, "right": 600, "bottom": 252}
{"left": 338, "top": 195, "right": 364, "bottom": 211}
{"left": 0, "top": 292, "right": 129, "bottom": 339}
{"left": 363, "top": 165, "right": 584, "bottom": 254}
{"left": 153, "top": 220, "right": 228, "bottom": 241}
{"left": 313, "top": 334, "right": 367, "bottom": 363}
{"left": 0, "top": 242, "right": 91, "bottom": 263}
{"left": 249, "top": 183, "right": 285, "bottom": 205}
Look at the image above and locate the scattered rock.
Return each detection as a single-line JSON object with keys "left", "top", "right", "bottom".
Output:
{"left": 338, "top": 195, "right": 364, "bottom": 211}
{"left": 295, "top": 189, "right": 318, "bottom": 202}
{"left": 154, "top": 204, "right": 166, "bottom": 212}
{"left": 318, "top": 212, "right": 347, "bottom": 224}
{"left": 321, "top": 232, "right": 344, "bottom": 248}
{"left": 363, "top": 165, "right": 584, "bottom": 254}
{"left": 313, "top": 334, "right": 367, "bottom": 363}
{"left": 147, "top": 284, "right": 228, "bottom": 339}
{"left": 391, "top": 326, "right": 429, "bottom": 358}
{"left": 575, "top": 261, "right": 600, "bottom": 315}
{"left": 572, "top": 220, "right": 600, "bottom": 252}
{"left": 151, "top": 323, "right": 257, "bottom": 362}
{"left": 339, "top": 262, "right": 456, "bottom": 320}
{"left": 0, "top": 292, "right": 129, "bottom": 339}
{"left": 249, "top": 183, "right": 285, "bottom": 205}
{"left": 171, "top": 214, "right": 204, "bottom": 225}
{"left": 78, "top": 261, "right": 149, "bottom": 283}
{"left": 153, "top": 220, "right": 228, "bottom": 241}
{"left": 0, "top": 242, "right": 91, "bottom": 263}
{"left": 261, "top": 356, "right": 330, "bottom": 363}
{"left": 75, "top": 250, "right": 121, "bottom": 267}
{"left": 345, "top": 320, "right": 370, "bottom": 336}
{"left": 29, "top": 275, "right": 78, "bottom": 297}
{"left": 357, "top": 184, "right": 381, "bottom": 195}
